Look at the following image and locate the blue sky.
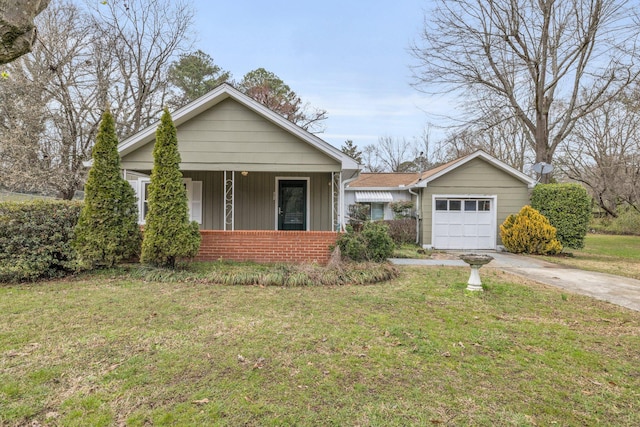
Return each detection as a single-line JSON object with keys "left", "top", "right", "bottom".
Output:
{"left": 191, "top": 0, "right": 448, "bottom": 149}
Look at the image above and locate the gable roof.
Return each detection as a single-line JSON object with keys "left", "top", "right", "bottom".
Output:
{"left": 86, "top": 83, "right": 359, "bottom": 172}
{"left": 347, "top": 151, "right": 535, "bottom": 190}
{"left": 413, "top": 150, "right": 536, "bottom": 188}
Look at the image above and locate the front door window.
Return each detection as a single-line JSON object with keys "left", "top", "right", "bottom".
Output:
{"left": 278, "top": 180, "right": 307, "bottom": 231}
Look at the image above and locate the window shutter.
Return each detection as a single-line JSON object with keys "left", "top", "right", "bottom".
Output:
{"left": 127, "top": 180, "right": 142, "bottom": 224}
{"left": 191, "top": 181, "right": 203, "bottom": 224}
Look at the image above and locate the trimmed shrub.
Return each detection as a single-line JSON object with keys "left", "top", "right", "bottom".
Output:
{"left": 74, "top": 108, "right": 142, "bottom": 268}
{"left": 384, "top": 218, "right": 417, "bottom": 244}
{"left": 0, "top": 201, "right": 82, "bottom": 281}
{"left": 531, "top": 183, "right": 591, "bottom": 249}
{"left": 141, "top": 108, "right": 201, "bottom": 268}
{"left": 500, "top": 205, "right": 563, "bottom": 255}
{"left": 336, "top": 221, "right": 395, "bottom": 262}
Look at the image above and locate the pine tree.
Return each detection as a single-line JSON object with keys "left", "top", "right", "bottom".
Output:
{"left": 74, "top": 108, "right": 142, "bottom": 268}
{"left": 341, "top": 140, "right": 363, "bottom": 164}
{"left": 141, "top": 107, "right": 201, "bottom": 268}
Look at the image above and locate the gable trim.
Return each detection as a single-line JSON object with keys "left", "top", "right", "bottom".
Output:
{"left": 413, "top": 151, "right": 535, "bottom": 188}
{"left": 86, "top": 84, "right": 359, "bottom": 172}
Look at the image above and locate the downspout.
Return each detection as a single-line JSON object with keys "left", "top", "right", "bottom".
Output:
{"left": 408, "top": 188, "right": 420, "bottom": 244}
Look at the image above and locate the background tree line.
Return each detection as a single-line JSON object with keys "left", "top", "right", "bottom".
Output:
{"left": 407, "top": 0, "right": 640, "bottom": 218}
{"left": 0, "top": 0, "right": 326, "bottom": 200}
{"left": 3, "top": 0, "right": 640, "bottom": 219}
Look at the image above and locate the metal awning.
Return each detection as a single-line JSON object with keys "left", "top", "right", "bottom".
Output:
{"left": 355, "top": 191, "right": 393, "bottom": 203}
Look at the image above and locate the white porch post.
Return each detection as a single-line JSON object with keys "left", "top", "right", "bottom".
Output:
{"left": 224, "top": 170, "right": 235, "bottom": 231}
{"left": 339, "top": 172, "right": 344, "bottom": 231}
{"left": 331, "top": 172, "right": 341, "bottom": 231}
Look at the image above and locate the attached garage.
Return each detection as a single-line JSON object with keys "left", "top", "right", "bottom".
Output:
{"left": 432, "top": 196, "right": 496, "bottom": 249}
{"left": 414, "top": 151, "right": 536, "bottom": 250}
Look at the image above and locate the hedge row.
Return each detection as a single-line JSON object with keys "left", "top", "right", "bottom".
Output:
{"left": 0, "top": 201, "right": 82, "bottom": 282}
{"left": 531, "top": 183, "right": 591, "bottom": 249}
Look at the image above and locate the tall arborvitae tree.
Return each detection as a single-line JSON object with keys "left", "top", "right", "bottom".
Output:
{"left": 74, "top": 108, "right": 141, "bottom": 268}
{"left": 141, "top": 108, "right": 201, "bottom": 268}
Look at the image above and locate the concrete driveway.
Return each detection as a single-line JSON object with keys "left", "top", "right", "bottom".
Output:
{"left": 390, "top": 252, "right": 640, "bottom": 312}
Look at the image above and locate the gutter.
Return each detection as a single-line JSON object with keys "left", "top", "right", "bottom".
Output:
{"left": 341, "top": 175, "right": 360, "bottom": 232}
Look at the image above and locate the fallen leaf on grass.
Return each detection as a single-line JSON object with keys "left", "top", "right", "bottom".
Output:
{"left": 192, "top": 398, "right": 209, "bottom": 405}
{"left": 253, "top": 358, "right": 266, "bottom": 369}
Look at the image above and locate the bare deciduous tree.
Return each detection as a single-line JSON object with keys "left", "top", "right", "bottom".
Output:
{"left": 90, "top": 0, "right": 195, "bottom": 138}
{"left": 558, "top": 97, "right": 640, "bottom": 216}
{"left": 363, "top": 136, "right": 421, "bottom": 172}
{"left": 434, "top": 101, "right": 535, "bottom": 172}
{"left": 0, "top": 0, "right": 194, "bottom": 199}
{"left": 412, "top": 0, "right": 640, "bottom": 181}
{"left": 0, "top": 1, "right": 97, "bottom": 199}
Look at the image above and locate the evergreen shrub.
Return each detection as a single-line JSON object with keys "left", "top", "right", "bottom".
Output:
{"left": 336, "top": 221, "right": 395, "bottom": 262}
{"left": 500, "top": 205, "right": 563, "bottom": 255}
{"left": 141, "top": 108, "right": 201, "bottom": 268}
{"left": 74, "top": 109, "right": 142, "bottom": 268}
{"left": 0, "top": 201, "right": 82, "bottom": 281}
{"left": 531, "top": 183, "right": 591, "bottom": 249}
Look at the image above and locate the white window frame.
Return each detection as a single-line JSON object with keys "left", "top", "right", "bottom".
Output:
{"left": 130, "top": 177, "right": 202, "bottom": 225}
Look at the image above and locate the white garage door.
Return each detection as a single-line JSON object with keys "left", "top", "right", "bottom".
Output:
{"left": 432, "top": 197, "right": 496, "bottom": 250}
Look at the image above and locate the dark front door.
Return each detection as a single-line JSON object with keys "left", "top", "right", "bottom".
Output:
{"left": 278, "top": 180, "right": 307, "bottom": 231}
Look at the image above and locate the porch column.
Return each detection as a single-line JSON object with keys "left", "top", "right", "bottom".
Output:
{"left": 332, "top": 172, "right": 341, "bottom": 231}
{"left": 224, "top": 170, "right": 234, "bottom": 231}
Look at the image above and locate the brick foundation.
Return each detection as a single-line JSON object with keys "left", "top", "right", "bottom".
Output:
{"left": 194, "top": 230, "right": 339, "bottom": 264}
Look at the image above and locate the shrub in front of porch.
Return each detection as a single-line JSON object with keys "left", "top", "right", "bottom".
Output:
{"left": 141, "top": 108, "right": 201, "bottom": 268}
{"left": 336, "top": 221, "right": 395, "bottom": 262}
{"left": 74, "top": 108, "right": 141, "bottom": 268}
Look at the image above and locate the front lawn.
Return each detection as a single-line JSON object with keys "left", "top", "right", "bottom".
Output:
{"left": 542, "top": 234, "right": 640, "bottom": 279}
{"left": 1, "top": 266, "right": 638, "bottom": 426}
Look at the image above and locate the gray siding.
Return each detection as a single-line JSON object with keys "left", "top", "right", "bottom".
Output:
{"left": 421, "top": 158, "right": 531, "bottom": 246}
{"left": 122, "top": 98, "right": 341, "bottom": 172}
{"left": 183, "top": 171, "right": 333, "bottom": 231}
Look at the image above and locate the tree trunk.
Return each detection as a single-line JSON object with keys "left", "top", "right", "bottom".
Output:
{"left": 0, "top": 0, "right": 50, "bottom": 64}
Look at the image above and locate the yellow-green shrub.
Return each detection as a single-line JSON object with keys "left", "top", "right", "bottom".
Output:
{"left": 500, "top": 206, "right": 563, "bottom": 255}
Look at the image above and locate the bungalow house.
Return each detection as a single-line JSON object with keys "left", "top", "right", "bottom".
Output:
{"left": 107, "top": 83, "right": 360, "bottom": 264}
{"left": 346, "top": 151, "right": 536, "bottom": 250}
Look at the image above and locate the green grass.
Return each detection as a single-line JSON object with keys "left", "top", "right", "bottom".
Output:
{"left": 578, "top": 234, "right": 640, "bottom": 259}
{"left": 542, "top": 234, "right": 640, "bottom": 279}
{"left": 392, "top": 243, "right": 434, "bottom": 259}
{"left": 1, "top": 266, "right": 639, "bottom": 426}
